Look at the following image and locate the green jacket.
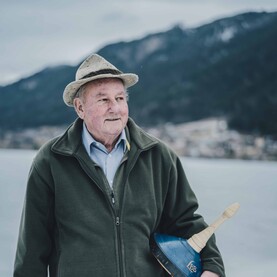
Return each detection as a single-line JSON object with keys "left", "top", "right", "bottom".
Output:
{"left": 14, "top": 118, "right": 225, "bottom": 277}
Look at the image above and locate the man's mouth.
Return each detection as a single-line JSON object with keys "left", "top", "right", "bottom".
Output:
{"left": 106, "top": 118, "right": 120, "bottom": 122}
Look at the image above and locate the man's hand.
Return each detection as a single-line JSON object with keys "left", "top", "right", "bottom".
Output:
{"left": 201, "top": 271, "right": 219, "bottom": 277}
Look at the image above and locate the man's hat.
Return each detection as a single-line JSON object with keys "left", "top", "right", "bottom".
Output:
{"left": 63, "top": 54, "right": 139, "bottom": 106}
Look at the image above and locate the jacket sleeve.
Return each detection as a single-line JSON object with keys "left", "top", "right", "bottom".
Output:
{"left": 14, "top": 161, "right": 55, "bottom": 277}
{"left": 158, "top": 155, "right": 225, "bottom": 277}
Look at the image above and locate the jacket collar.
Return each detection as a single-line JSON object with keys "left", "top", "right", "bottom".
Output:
{"left": 126, "top": 118, "right": 158, "bottom": 151}
{"left": 51, "top": 117, "right": 158, "bottom": 156}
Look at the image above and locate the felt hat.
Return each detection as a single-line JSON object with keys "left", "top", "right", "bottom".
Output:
{"left": 63, "top": 53, "right": 139, "bottom": 106}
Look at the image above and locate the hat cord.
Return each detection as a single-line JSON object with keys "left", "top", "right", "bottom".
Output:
{"left": 81, "top": 69, "right": 123, "bottom": 80}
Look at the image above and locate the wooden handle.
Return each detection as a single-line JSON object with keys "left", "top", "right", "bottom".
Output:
{"left": 187, "top": 203, "right": 240, "bottom": 253}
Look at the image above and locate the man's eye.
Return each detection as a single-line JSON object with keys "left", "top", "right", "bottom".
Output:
{"left": 116, "top": 97, "right": 124, "bottom": 101}
{"left": 99, "top": 98, "right": 108, "bottom": 102}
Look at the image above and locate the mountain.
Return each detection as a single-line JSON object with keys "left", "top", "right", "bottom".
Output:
{"left": 1, "top": 11, "right": 277, "bottom": 137}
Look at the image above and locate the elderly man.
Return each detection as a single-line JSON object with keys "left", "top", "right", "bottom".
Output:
{"left": 14, "top": 54, "right": 225, "bottom": 277}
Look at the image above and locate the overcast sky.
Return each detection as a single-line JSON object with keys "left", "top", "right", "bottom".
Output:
{"left": 1, "top": 0, "right": 277, "bottom": 86}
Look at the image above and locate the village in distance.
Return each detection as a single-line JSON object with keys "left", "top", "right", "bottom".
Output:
{"left": 1, "top": 118, "right": 276, "bottom": 161}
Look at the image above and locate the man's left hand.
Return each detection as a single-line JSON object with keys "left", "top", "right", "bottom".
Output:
{"left": 201, "top": 271, "right": 219, "bottom": 277}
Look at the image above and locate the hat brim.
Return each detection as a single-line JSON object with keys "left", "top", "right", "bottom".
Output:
{"left": 63, "top": 73, "right": 139, "bottom": 106}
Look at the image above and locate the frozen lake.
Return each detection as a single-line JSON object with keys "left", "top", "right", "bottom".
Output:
{"left": 1, "top": 149, "right": 276, "bottom": 276}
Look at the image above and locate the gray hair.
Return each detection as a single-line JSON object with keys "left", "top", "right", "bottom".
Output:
{"left": 74, "top": 84, "right": 87, "bottom": 101}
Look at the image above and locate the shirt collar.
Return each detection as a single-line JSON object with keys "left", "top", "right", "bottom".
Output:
{"left": 82, "top": 122, "right": 129, "bottom": 154}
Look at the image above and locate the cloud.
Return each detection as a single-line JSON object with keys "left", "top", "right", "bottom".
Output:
{"left": 1, "top": 0, "right": 277, "bottom": 85}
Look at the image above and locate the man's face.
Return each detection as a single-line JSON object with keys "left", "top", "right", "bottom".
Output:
{"left": 74, "top": 78, "right": 129, "bottom": 147}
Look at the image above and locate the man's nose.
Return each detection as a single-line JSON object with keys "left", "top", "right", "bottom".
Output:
{"left": 108, "top": 99, "right": 120, "bottom": 112}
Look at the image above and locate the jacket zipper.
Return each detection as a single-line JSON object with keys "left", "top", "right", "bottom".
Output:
{"left": 75, "top": 151, "right": 143, "bottom": 277}
{"left": 111, "top": 191, "right": 123, "bottom": 277}
{"left": 74, "top": 157, "right": 124, "bottom": 276}
{"left": 109, "top": 151, "right": 142, "bottom": 277}
{"left": 111, "top": 191, "right": 115, "bottom": 205}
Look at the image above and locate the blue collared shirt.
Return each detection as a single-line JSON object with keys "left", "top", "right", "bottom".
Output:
{"left": 82, "top": 122, "right": 129, "bottom": 188}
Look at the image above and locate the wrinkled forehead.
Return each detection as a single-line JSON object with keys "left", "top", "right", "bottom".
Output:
{"left": 82, "top": 78, "right": 127, "bottom": 100}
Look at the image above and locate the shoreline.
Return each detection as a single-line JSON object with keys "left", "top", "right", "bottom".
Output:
{"left": 1, "top": 118, "right": 276, "bottom": 161}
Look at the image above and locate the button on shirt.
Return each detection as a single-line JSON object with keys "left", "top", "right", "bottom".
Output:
{"left": 82, "top": 123, "right": 129, "bottom": 188}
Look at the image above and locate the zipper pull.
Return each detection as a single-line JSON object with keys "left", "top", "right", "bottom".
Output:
{"left": 116, "top": 217, "right": 120, "bottom": 225}
{"left": 111, "top": 192, "right": 115, "bottom": 204}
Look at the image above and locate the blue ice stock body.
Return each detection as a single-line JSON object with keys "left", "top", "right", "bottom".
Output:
{"left": 150, "top": 233, "right": 202, "bottom": 277}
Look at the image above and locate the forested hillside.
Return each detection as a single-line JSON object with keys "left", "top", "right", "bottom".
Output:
{"left": 1, "top": 11, "right": 276, "bottom": 136}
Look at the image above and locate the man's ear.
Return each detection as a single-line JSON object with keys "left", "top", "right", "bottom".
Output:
{"left": 73, "top": 98, "right": 85, "bottom": 119}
